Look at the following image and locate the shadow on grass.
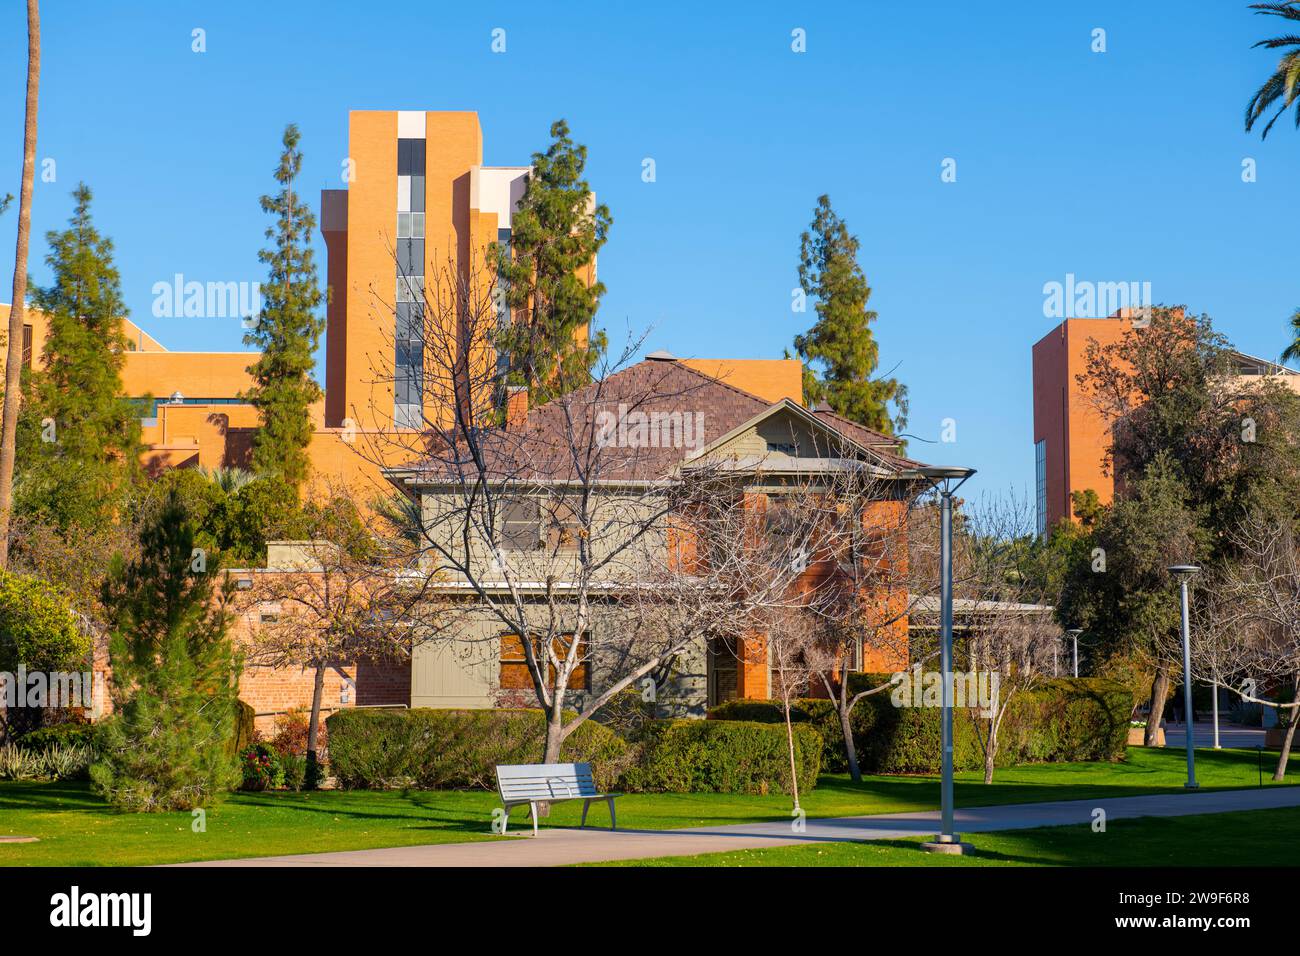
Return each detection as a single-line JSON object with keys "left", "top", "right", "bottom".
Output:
{"left": 0, "top": 780, "right": 495, "bottom": 836}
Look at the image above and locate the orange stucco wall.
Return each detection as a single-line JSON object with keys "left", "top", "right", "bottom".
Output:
{"left": 120, "top": 351, "right": 256, "bottom": 401}
{"left": 335, "top": 111, "right": 492, "bottom": 433}
{"left": 1031, "top": 317, "right": 1132, "bottom": 528}
{"left": 680, "top": 358, "right": 803, "bottom": 405}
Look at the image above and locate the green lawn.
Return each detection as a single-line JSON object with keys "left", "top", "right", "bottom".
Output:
{"left": 0, "top": 746, "right": 1293, "bottom": 866}
{"left": 585, "top": 806, "right": 1300, "bottom": 867}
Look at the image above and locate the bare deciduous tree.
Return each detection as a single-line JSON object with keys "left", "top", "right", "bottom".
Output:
{"left": 961, "top": 493, "right": 1061, "bottom": 784}
{"left": 238, "top": 494, "right": 428, "bottom": 783}
{"left": 1194, "top": 513, "right": 1300, "bottom": 779}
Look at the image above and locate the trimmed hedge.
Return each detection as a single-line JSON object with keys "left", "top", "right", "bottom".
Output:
{"left": 621, "top": 719, "right": 822, "bottom": 795}
{"left": 710, "top": 676, "right": 1132, "bottom": 775}
{"left": 325, "top": 708, "right": 630, "bottom": 791}
{"left": 709, "top": 698, "right": 847, "bottom": 772}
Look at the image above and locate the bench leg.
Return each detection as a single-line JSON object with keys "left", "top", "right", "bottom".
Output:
{"left": 581, "top": 799, "right": 592, "bottom": 829}
{"left": 607, "top": 797, "right": 617, "bottom": 831}
{"left": 529, "top": 801, "right": 539, "bottom": 837}
{"left": 500, "top": 805, "right": 509, "bottom": 835}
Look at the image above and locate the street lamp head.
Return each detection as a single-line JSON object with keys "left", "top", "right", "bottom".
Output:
{"left": 1066, "top": 628, "right": 1083, "bottom": 637}
{"left": 909, "top": 466, "right": 977, "bottom": 481}
{"left": 905, "top": 465, "right": 977, "bottom": 496}
{"left": 1168, "top": 564, "right": 1201, "bottom": 577}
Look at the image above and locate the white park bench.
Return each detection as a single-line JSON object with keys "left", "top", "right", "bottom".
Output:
{"left": 495, "top": 762, "right": 620, "bottom": 836}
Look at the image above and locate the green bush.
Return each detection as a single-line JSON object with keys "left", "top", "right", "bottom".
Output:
{"left": 710, "top": 675, "right": 1132, "bottom": 775}
{"left": 620, "top": 719, "right": 822, "bottom": 795}
{"left": 19, "top": 721, "right": 98, "bottom": 751}
{"left": 278, "top": 753, "right": 308, "bottom": 791}
{"left": 709, "top": 698, "right": 849, "bottom": 771}
{"left": 325, "top": 708, "right": 631, "bottom": 791}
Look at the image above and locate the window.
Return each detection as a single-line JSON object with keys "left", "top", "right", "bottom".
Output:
{"left": 21, "top": 325, "right": 32, "bottom": 368}
{"left": 397, "top": 239, "right": 424, "bottom": 277}
{"left": 1035, "top": 439, "right": 1047, "bottom": 537}
{"left": 495, "top": 227, "right": 512, "bottom": 380}
{"left": 500, "top": 632, "right": 589, "bottom": 690}
{"left": 396, "top": 275, "right": 424, "bottom": 302}
{"left": 396, "top": 212, "right": 424, "bottom": 239}
{"left": 545, "top": 496, "right": 583, "bottom": 551}
{"left": 765, "top": 499, "right": 800, "bottom": 537}
{"left": 500, "top": 498, "right": 541, "bottom": 550}
{"left": 396, "top": 136, "right": 427, "bottom": 426}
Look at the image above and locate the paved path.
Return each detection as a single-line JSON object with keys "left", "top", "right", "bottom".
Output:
{"left": 185, "top": 785, "right": 1300, "bottom": 868}
{"left": 1162, "top": 721, "right": 1271, "bottom": 750}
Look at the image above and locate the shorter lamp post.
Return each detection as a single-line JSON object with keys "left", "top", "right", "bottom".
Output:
{"left": 1066, "top": 628, "right": 1082, "bottom": 678}
{"left": 1169, "top": 564, "right": 1200, "bottom": 789}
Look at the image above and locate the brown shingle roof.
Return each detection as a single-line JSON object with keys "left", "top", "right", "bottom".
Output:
{"left": 392, "top": 357, "right": 928, "bottom": 484}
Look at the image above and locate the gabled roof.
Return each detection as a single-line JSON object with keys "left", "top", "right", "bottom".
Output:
{"left": 387, "top": 356, "right": 926, "bottom": 486}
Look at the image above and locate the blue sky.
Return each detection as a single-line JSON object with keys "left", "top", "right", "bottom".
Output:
{"left": 1, "top": 0, "right": 1296, "bottom": 498}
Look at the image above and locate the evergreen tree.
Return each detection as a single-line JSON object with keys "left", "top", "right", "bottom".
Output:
{"left": 17, "top": 184, "right": 141, "bottom": 531}
{"left": 243, "top": 124, "right": 324, "bottom": 489}
{"left": 793, "top": 195, "right": 906, "bottom": 434}
{"left": 91, "top": 489, "right": 241, "bottom": 811}
{"left": 495, "top": 120, "right": 611, "bottom": 403}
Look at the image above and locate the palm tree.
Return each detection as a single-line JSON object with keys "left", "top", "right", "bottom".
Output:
{"left": 1244, "top": 3, "right": 1300, "bottom": 365}
{"left": 1245, "top": 2, "right": 1300, "bottom": 138}
{"left": 196, "top": 466, "right": 255, "bottom": 494}
{"left": 0, "top": 0, "right": 40, "bottom": 568}
{"left": 1282, "top": 307, "right": 1300, "bottom": 365}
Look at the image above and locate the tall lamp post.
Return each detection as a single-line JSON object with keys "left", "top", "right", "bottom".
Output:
{"left": 1169, "top": 565, "right": 1200, "bottom": 789}
{"left": 907, "top": 465, "right": 976, "bottom": 855}
{"left": 1067, "top": 628, "right": 1082, "bottom": 678}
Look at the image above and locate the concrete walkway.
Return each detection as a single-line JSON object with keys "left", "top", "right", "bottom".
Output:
{"left": 1162, "top": 721, "right": 1270, "bottom": 750}
{"left": 186, "top": 785, "right": 1300, "bottom": 868}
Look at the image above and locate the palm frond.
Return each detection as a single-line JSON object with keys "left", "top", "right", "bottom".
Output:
{"left": 1245, "top": 49, "right": 1300, "bottom": 135}
{"left": 1281, "top": 308, "right": 1300, "bottom": 366}
{"left": 196, "top": 466, "right": 255, "bottom": 494}
{"left": 1250, "top": 2, "right": 1300, "bottom": 21}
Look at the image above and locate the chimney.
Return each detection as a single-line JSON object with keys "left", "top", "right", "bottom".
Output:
{"left": 505, "top": 385, "right": 529, "bottom": 430}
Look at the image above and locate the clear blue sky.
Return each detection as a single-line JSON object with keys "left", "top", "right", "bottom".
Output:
{"left": 1, "top": 0, "right": 1297, "bottom": 498}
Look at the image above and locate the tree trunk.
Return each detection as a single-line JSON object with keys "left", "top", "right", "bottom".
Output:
{"left": 538, "top": 706, "right": 565, "bottom": 818}
{"left": 1145, "top": 664, "right": 1170, "bottom": 747}
{"left": 542, "top": 705, "right": 565, "bottom": 763}
{"left": 782, "top": 695, "right": 801, "bottom": 810}
{"left": 839, "top": 702, "right": 861, "bottom": 783}
{"left": 1272, "top": 680, "right": 1300, "bottom": 782}
{"left": 305, "top": 663, "right": 325, "bottom": 789}
{"left": 0, "top": 0, "right": 41, "bottom": 568}
{"left": 983, "top": 726, "right": 996, "bottom": 785}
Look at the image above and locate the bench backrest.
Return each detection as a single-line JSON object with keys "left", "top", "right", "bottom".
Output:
{"left": 496, "top": 762, "right": 599, "bottom": 801}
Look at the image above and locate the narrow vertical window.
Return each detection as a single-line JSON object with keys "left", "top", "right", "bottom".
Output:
{"left": 1035, "top": 439, "right": 1047, "bottom": 537}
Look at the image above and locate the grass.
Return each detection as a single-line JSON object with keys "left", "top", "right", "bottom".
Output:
{"left": 0, "top": 746, "right": 1293, "bottom": 865}
{"left": 584, "top": 806, "right": 1300, "bottom": 867}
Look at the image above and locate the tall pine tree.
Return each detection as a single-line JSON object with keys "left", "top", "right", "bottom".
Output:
{"left": 91, "top": 488, "right": 241, "bottom": 811}
{"left": 793, "top": 195, "right": 906, "bottom": 435}
{"left": 18, "top": 184, "right": 141, "bottom": 531}
{"left": 495, "top": 119, "right": 611, "bottom": 404}
{"left": 244, "top": 124, "right": 324, "bottom": 489}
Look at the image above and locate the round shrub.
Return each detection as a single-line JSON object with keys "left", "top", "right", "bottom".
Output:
{"left": 620, "top": 719, "right": 822, "bottom": 795}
